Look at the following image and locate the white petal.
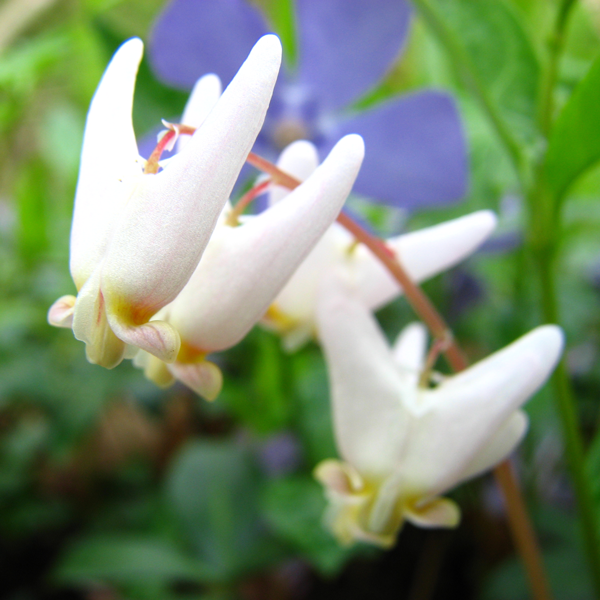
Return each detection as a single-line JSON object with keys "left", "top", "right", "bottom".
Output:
{"left": 353, "top": 211, "right": 497, "bottom": 311}
{"left": 391, "top": 322, "right": 428, "bottom": 388}
{"left": 269, "top": 139, "right": 319, "bottom": 205}
{"left": 177, "top": 73, "right": 222, "bottom": 152}
{"left": 99, "top": 35, "right": 282, "bottom": 325}
{"left": 48, "top": 295, "right": 76, "bottom": 328}
{"left": 69, "top": 38, "right": 144, "bottom": 289}
{"left": 168, "top": 360, "right": 223, "bottom": 401}
{"left": 399, "top": 325, "right": 564, "bottom": 497}
{"left": 458, "top": 410, "right": 528, "bottom": 483}
{"left": 168, "top": 134, "right": 364, "bottom": 353}
{"left": 316, "top": 275, "right": 414, "bottom": 478}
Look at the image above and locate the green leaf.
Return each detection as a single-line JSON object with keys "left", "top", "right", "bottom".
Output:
{"left": 220, "top": 329, "right": 292, "bottom": 434}
{"left": 261, "top": 475, "right": 356, "bottom": 575}
{"left": 417, "top": 0, "right": 540, "bottom": 149}
{"left": 292, "top": 350, "right": 337, "bottom": 465}
{"left": 259, "top": 0, "right": 297, "bottom": 67}
{"left": 544, "top": 52, "right": 600, "bottom": 203}
{"left": 166, "top": 440, "right": 277, "bottom": 579}
{"left": 54, "top": 535, "right": 215, "bottom": 585}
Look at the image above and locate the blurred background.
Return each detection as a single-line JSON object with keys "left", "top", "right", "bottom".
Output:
{"left": 2, "top": 0, "right": 600, "bottom": 598}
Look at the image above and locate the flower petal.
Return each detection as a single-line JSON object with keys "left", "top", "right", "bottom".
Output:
{"left": 458, "top": 410, "right": 528, "bottom": 484}
{"left": 316, "top": 274, "right": 414, "bottom": 478}
{"left": 353, "top": 211, "right": 497, "bottom": 312}
{"left": 168, "top": 359, "right": 223, "bottom": 401}
{"left": 323, "top": 91, "right": 467, "bottom": 208}
{"left": 269, "top": 139, "right": 319, "bottom": 206}
{"left": 404, "top": 497, "right": 460, "bottom": 528}
{"left": 149, "top": 0, "right": 269, "bottom": 90}
{"left": 69, "top": 38, "right": 144, "bottom": 289}
{"left": 177, "top": 73, "right": 222, "bottom": 152}
{"left": 296, "top": 0, "right": 411, "bottom": 111}
{"left": 391, "top": 322, "right": 428, "bottom": 388}
{"left": 99, "top": 35, "right": 282, "bottom": 331}
{"left": 400, "top": 326, "right": 564, "bottom": 497}
{"left": 48, "top": 295, "right": 76, "bottom": 328}
{"left": 167, "top": 134, "right": 364, "bottom": 353}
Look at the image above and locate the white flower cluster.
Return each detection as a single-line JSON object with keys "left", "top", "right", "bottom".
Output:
{"left": 48, "top": 36, "right": 563, "bottom": 548}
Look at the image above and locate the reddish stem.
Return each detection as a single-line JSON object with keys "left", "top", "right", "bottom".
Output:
{"left": 246, "top": 150, "right": 551, "bottom": 600}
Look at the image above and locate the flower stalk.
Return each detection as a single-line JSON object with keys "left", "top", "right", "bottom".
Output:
{"left": 245, "top": 151, "right": 552, "bottom": 600}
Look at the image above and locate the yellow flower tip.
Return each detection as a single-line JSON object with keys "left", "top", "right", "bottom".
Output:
{"left": 48, "top": 295, "right": 77, "bottom": 328}
{"left": 83, "top": 322, "right": 127, "bottom": 370}
{"left": 405, "top": 496, "right": 461, "bottom": 529}
{"left": 314, "top": 459, "right": 364, "bottom": 495}
{"left": 169, "top": 359, "right": 223, "bottom": 401}
{"left": 133, "top": 351, "right": 176, "bottom": 388}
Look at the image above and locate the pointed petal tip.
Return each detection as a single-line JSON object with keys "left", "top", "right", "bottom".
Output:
{"left": 527, "top": 324, "right": 565, "bottom": 369}
{"left": 119, "top": 37, "right": 144, "bottom": 62}
{"left": 470, "top": 209, "right": 497, "bottom": 236}
{"left": 337, "top": 133, "right": 365, "bottom": 162}
{"left": 251, "top": 33, "right": 282, "bottom": 69}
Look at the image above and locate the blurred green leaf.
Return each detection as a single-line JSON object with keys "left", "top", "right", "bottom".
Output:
{"left": 544, "top": 52, "right": 600, "bottom": 204}
{"left": 0, "top": 33, "right": 67, "bottom": 94}
{"left": 166, "top": 439, "right": 277, "bottom": 579}
{"left": 220, "top": 329, "right": 292, "bottom": 434}
{"left": 14, "top": 159, "right": 50, "bottom": 264}
{"left": 292, "top": 350, "right": 336, "bottom": 465}
{"left": 484, "top": 509, "right": 593, "bottom": 600}
{"left": 419, "top": 0, "right": 540, "bottom": 145}
{"left": 261, "top": 475, "right": 354, "bottom": 575}
{"left": 54, "top": 535, "right": 215, "bottom": 584}
{"left": 258, "top": 0, "right": 297, "bottom": 67}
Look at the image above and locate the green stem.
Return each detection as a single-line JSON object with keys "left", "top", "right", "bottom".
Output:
{"left": 535, "top": 247, "right": 600, "bottom": 598}
{"left": 411, "top": 0, "right": 529, "bottom": 188}
{"left": 539, "top": 0, "right": 578, "bottom": 136}
{"left": 531, "top": 1, "right": 600, "bottom": 593}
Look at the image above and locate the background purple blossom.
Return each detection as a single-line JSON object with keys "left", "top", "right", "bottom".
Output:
{"left": 149, "top": 0, "right": 468, "bottom": 210}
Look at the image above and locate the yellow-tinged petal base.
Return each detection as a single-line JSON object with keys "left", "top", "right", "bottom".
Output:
{"left": 314, "top": 459, "right": 461, "bottom": 548}
{"left": 133, "top": 341, "right": 223, "bottom": 401}
{"left": 261, "top": 304, "right": 314, "bottom": 352}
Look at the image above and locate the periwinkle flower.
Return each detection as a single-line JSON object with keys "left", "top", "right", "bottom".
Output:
{"left": 149, "top": 0, "right": 467, "bottom": 209}
{"left": 314, "top": 275, "right": 564, "bottom": 547}
{"left": 48, "top": 35, "right": 282, "bottom": 368}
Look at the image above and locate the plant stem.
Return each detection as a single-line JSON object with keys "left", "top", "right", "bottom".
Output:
{"left": 539, "top": 0, "right": 578, "bottom": 135}
{"left": 534, "top": 243, "right": 600, "bottom": 597}
{"left": 246, "top": 151, "right": 552, "bottom": 600}
{"left": 530, "top": 1, "right": 600, "bottom": 593}
{"left": 411, "top": 0, "right": 529, "bottom": 188}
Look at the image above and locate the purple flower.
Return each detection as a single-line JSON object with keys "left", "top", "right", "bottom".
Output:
{"left": 149, "top": 0, "right": 468, "bottom": 209}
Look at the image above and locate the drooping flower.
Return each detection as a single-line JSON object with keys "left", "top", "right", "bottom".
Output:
{"left": 132, "top": 133, "right": 365, "bottom": 400}
{"left": 260, "top": 140, "right": 496, "bottom": 351}
{"left": 48, "top": 35, "right": 282, "bottom": 368}
{"left": 149, "top": 0, "right": 467, "bottom": 209}
{"left": 314, "top": 276, "right": 564, "bottom": 547}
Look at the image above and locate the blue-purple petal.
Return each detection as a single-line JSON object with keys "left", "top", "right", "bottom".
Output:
{"left": 295, "top": 0, "right": 411, "bottom": 111}
{"left": 149, "top": 0, "right": 269, "bottom": 90}
{"left": 321, "top": 91, "right": 468, "bottom": 209}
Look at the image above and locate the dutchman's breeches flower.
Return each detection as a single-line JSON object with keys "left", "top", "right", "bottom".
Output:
{"left": 259, "top": 140, "right": 497, "bottom": 351}
{"left": 134, "top": 134, "right": 365, "bottom": 401}
{"left": 314, "top": 276, "right": 564, "bottom": 547}
{"left": 48, "top": 35, "right": 282, "bottom": 369}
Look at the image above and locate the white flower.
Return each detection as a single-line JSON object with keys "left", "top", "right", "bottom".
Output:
{"left": 48, "top": 35, "right": 282, "bottom": 368}
{"left": 314, "top": 275, "right": 564, "bottom": 547}
{"left": 134, "top": 134, "right": 365, "bottom": 400}
{"left": 260, "top": 140, "right": 498, "bottom": 351}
